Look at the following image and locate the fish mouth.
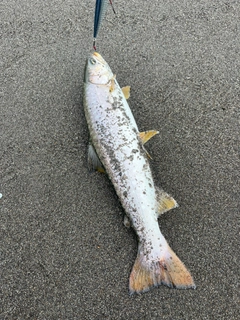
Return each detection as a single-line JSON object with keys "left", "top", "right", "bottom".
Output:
{"left": 84, "top": 52, "right": 112, "bottom": 84}
{"left": 92, "top": 52, "right": 101, "bottom": 58}
{"left": 84, "top": 52, "right": 103, "bottom": 83}
{"left": 91, "top": 52, "right": 106, "bottom": 65}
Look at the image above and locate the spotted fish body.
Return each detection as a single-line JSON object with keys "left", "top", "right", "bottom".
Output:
{"left": 83, "top": 52, "right": 195, "bottom": 294}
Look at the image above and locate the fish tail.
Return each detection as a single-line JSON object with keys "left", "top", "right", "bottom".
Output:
{"left": 129, "top": 243, "right": 196, "bottom": 294}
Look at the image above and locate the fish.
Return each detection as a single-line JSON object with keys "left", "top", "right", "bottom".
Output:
{"left": 93, "top": 0, "right": 116, "bottom": 50}
{"left": 83, "top": 52, "right": 196, "bottom": 294}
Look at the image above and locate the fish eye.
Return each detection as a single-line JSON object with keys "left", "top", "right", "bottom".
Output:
{"left": 90, "top": 58, "right": 96, "bottom": 65}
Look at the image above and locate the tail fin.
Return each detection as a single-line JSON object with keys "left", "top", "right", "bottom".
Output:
{"left": 129, "top": 243, "right": 196, "bottom": 294}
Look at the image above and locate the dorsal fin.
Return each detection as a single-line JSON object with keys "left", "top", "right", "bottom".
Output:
{"left": 121, "top": 86, "right": 131, "bottom": 99}
{"left": 139, "top": 130, "right": 159, "bottom": 145}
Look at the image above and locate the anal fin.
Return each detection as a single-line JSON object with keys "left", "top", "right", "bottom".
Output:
{"left": 156, "top": 187, "right": 178, "bottom": 215}
{"left": 88, "top": 143, "right": 105, "bottom": 173}
{"left": 138, "top": 130, "right": 159, "bottom": 159}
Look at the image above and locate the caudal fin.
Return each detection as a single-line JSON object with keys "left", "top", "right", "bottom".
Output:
{"left": 129, "top": 244, "right": 196, "bottom": 294}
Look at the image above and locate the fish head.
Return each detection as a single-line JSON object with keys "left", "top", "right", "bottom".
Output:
{"left": 84, "top": 52, "right": 113, "bottom": 85}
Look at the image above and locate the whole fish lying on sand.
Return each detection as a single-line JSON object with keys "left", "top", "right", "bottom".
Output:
{"left": 83, "top": 52, "right": 196, "bottom": 294}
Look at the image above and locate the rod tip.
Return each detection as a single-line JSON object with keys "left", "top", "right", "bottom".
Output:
{"left": 93, "top": 39, "right": 97, "bottom": 51}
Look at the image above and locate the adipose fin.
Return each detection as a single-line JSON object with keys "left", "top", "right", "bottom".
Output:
{"left": 139, "top": 130, "right": 159, "bottom": 145}
{"left": 156, "top": 187, "right": 178, "bottom": 215}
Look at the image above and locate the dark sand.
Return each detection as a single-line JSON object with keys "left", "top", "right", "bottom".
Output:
{"left": 1, "top": 0, "right": 239, "bottom": 319}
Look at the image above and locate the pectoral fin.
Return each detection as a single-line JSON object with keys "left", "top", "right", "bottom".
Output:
{"left": 88, "top": 143, "right": 105, "bottom": 173}
{"left": 139, "top": 130, "right": 159, "bottom": 144}
{"left": 156, "top": 187, "right": 178, "bottom": 215}
{"left": 121, "top": 86, "right": 131, "bottom": 99}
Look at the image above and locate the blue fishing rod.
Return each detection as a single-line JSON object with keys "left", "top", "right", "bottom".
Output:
{"left": 93, "top": 0, "right": 116, "bottom": 50}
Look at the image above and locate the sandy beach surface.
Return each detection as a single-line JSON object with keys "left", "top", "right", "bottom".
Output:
{"left": 1, "top": 0, "right": 239, "bottom": 319}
